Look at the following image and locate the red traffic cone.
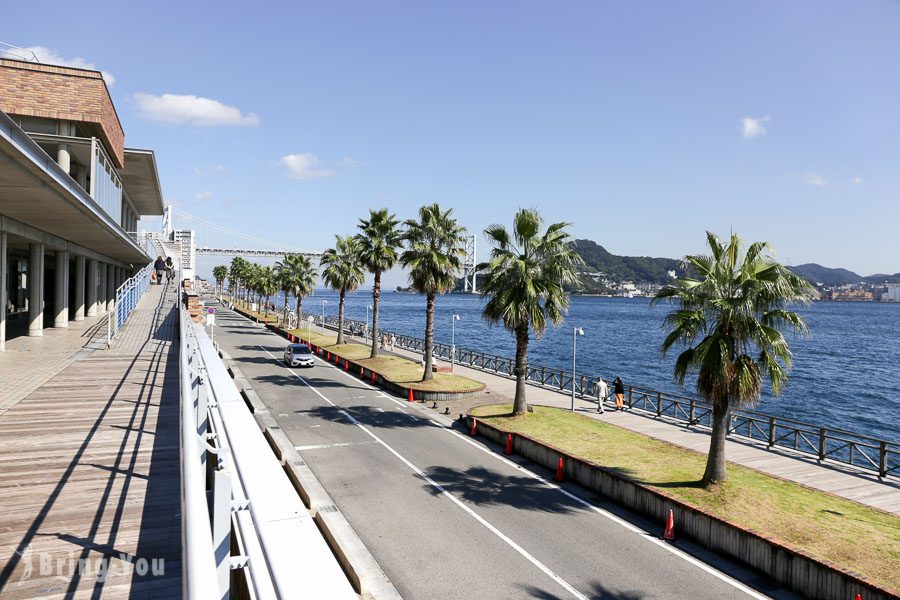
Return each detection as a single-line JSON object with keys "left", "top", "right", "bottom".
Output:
{"left": 663, "top": 509, "right": 676, "bottom": 541}
{"left": 556, "top": 457, "right": 564, "bottom": 482}
{"left": 505, "top": 433, "right": 513, "bottom": 455}
{"left": 371, "top": 372, "right": 376, "bottom": 383}
{"left": 470, "top": 417, "right": 477, "bottom": 436}
{"left": 855, "top": 594, "right": 862, "bottom": 600}
{"left": 408, "top": 388, "right": 415, "bottom": 402}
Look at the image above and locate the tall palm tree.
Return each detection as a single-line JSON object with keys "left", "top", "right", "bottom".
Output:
{"left": 229, "top": 257, "right": 249, "bottom": 302}
{"left": 356, "top": 209, "right": 402, "bottom": 358}
{"left": 400, "top": 203, "right": 466, "bottom": 380}
{"left": 275, "top": 254, "right": 317, "bottom": 322}
{"left": 212, "top": 265, "right": 228, "bottom": 296}
{"left": 652, "top": 232, "right": 811, "bottom": 486}
{"left": 257, "top": 266, "right": 278, "bottom": 317}
{"left": 321, "top": 235, "right": 365, "bottom": 345}
{"left": 479, "top": 209, "right": 582, "bottom": 415}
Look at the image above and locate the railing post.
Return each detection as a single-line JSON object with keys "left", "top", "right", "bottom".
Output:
{"left": 768, "top": 416, "right": 776, "bottom": 447}
{"left": 656, "top": 391, "right": 662, "bottom": 417}
{"left": 879, "top": 441, "right": 887, "bottom": 478}
{"left": 212, "top": 468, "right": 232, "bottom": 596}
{"left": 579, "top": 375, "right": 585, "bottom": 398}
{"left": 541, "top": 366, "right": 546, "bottom": 385}
{"left": 818, "top": 427, "right": 826, "bottom": 461}
{"left": 628, "top": 386, "right": 634, "bottom": 408}
{"left": 688, "top": 399, "right": 695, "bottom": 425}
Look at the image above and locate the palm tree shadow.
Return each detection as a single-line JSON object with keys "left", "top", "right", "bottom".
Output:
{"left": 423, "top": 465, "right": 581, "bottom": 514}
{"left": 520, "top": 581, "right": 645, "bottom": 599}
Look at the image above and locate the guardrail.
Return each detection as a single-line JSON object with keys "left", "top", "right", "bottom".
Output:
{"left": 308, "top": 313, "right": 899, "bottom": 479}
{"left": 106, "top": 262, "right": 153, "bottom": 343}
{"left": 181, "top": 296, "right": 357, "bottom": 599}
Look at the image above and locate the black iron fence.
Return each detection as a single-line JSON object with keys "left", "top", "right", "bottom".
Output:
{"left": 304, "top": 313, "right": 899, "bottom": 479}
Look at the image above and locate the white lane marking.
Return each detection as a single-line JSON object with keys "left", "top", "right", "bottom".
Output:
{"left": 258, "top": 343, "right": 764, "bottom": 599}
{"left": 295, "top": 441, "right": 378, "bottom": 451}
{"left": 258, "top": 345, "right": 587, "bottom": 600}
{"left": 435, "top": 427, "right": 769, "bottom": 599}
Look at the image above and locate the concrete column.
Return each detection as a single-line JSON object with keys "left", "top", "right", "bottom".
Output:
{"left": 0, "top": 231, "right": 7, "bottom": 351}
{"left": 57, "top": 120, "right": 71, "bottom": 175}
{"left": 28, "top": 243, "right": 44, "bottom": 336}
{"left": 54, "top": 250, "right": 69, "bottom": 328}
{"left": 97, "top": 264, "right": 107, "bottom": 315}
{"left": 106, "top": 264, "right": 115, "bottom": 312}
{"left": 74, "top": 255, "right": 85, "bottom": 321}
{"left": 75, "top": 164, "right": 87, "bottom": 190}
{"left": 87, "top": 259, "right": 97, "bottom": 317}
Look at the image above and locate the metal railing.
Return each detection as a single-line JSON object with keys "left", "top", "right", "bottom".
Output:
{"left": 309, "top": 313, "right": 899, "bottom": 479}
{"left": 181, "top": 294, "right": 357, "bottom": 599}
{"left": 106, "top": 262, "right": 153, "bottom": 344}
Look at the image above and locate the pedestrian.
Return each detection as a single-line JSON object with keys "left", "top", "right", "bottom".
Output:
{"left": 595, "top": 377, "right": 608, "bottom": 414}
{"left": 164, "top": 256, "right": 174, "bottom": 283}
{"left": 389, "top": 334, "right": 396, "bottom": 352}
{"left": 153, "top": 255, "right": 166, "bottom": 285}
{"left": 381, "top": 333, "right": 387, "bottom": 350}
{"left": 614, "top": 377, "right": 625, "bottom": 410}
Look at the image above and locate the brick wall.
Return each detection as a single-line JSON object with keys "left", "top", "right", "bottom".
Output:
{"left": 0, "top": 58, "right": 125, "bottom": 167}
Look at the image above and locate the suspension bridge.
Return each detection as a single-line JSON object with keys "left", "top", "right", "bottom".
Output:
{"left": 152, "top": 206, "right": 478, "bottom": 291}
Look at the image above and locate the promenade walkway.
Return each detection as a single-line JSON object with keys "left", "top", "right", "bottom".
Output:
{"left": 0, "top": 283, "right": 181, "bottom": 599}
{"left": 382, "top": 342, "right": 900, "bottom": 516}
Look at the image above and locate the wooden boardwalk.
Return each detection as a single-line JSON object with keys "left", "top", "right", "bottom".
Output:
{"left": 0, "top": 284, "right": 181, "bottom": 599}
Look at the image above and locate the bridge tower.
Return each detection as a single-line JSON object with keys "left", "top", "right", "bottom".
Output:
{"left": 462, "top": 234, "right": 477, "bottom": 293}
{"left": 162, "top": 205, "right": 174, "bottom": 238}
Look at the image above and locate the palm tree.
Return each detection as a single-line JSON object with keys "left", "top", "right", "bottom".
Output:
{"left": 257, "top": 266, "right": 278, "bottom": 317}
{"left": 652, "top": 232, "right": 812, "bottom": 486}
{"left": 479, "top": 209, "right": 582, "bottom": 415}
{"left": 229, "top": 257, "right": 249, "bottom": 302}
{"left": 400, "top": 203, "right": 466, "bottom": 380}
{"left": 321, "top": 236, "right": 365, "bottom": 345}
{"left": 356, "top": 209, "right": 402, "bottom": 358}
{"left": 212, "top": 265, "right": 228, "bottom": 296}
{"left": 275, "top": 254, "right": 317, "bottom": 322}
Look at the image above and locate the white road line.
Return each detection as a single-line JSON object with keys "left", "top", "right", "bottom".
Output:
{"left": 295, "top": 441, "right": 378, "bottom": 451}
{"left": 258, "top": 345, "right": 587, "bottom": 600}
{"left": 256, "top": 341, "right": 765, "bottom": 599}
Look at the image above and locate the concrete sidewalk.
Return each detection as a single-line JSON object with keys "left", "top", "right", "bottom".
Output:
{"left": 0, "top": 283, "right": 181, "bottom": 599}
{"left": 378, "top": 337, "right": 900, "bottom": 515}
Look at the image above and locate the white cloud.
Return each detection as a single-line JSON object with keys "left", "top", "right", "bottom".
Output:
{"left": 194, "top": 165, "right": 228, "bottom": 176}
{"left": 134, "top": 93, "right": 259, "bottom": 126}
{"left": 341, "top": 156, "right": 364, "bottom": 167}
{"left": 195, "top": 191, "right": 213, "bottom": 202}
{"left": 15, "top": 45, "right": 116, "bottom": 86}
{"left": 851, "top": 176, "right": 864, "bottom": 184}
{"left": 279, "top": 153, "right": 336, "bottom": 180}
{"left": 803, "top": 172, "right": 828, "bottom": 187}
{"left": 741, "top": 115, "right": 770, "bottom": 139}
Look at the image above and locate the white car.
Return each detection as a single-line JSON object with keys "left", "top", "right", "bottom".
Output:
{"left": 283, "top": 343, "right": 315, "bottom": 368}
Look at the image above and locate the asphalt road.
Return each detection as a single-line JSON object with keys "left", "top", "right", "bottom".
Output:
{"left": 209, "top": 302, "right": 797, "bottom": 600}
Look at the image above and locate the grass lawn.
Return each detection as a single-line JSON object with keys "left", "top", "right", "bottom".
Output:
{"left": 287, "top": 328, "right": 484, "bottom": 393}
{"left": 471, "top": 404, "right": 900, "bottom": 591}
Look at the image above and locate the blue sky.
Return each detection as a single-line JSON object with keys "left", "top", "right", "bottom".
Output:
{"left": 4, "top": 1, "right": 899, "bottom": 285}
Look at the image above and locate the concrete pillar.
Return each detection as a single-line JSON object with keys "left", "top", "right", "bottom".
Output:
{"left": 75, "top": 164, "right": 87, "bottom": 190}
{"left": 106, "top": 264, "right": 115, "bottom": 313}
{"left": 87, "top": 259, "right": 97, "bottom": 317}
{"left": 57, "top": 121, "right": 71, "bottom": 175}
{"left": 28, "top": 243, "right": 44, "bottom": 336}
{"left": 74, "top": 255, "right": 85, "bottom": 321}
{"left": 54, "top": 250, "right": 69, "bottom": 328}
{"left": 0, "top": 231, "right": 7, "bottom": 351}
{"left": 97, "top": 264, "right": 107, "bottom": 315}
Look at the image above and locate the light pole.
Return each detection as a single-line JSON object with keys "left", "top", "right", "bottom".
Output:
{"left": 451, "top": 314, "right": 460, "bottom": 371}
{"left": 572, "top": 326, "right": 584, "bottom": 412}
{"left": 321, "top": 300, "right": 327, "bottom": 335}
{"left": 306, "top": 315, "right": 313, "bottom": 344}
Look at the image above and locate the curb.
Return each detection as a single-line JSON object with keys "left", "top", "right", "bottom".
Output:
{"left": 465, "top": 411, "right": 898, "bottom": 600}
{"left": 220, "top": 349, "right": 402, "bottom": 600}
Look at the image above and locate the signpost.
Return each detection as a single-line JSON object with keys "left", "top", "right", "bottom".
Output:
{"left": 207, "top": 307, "right": 216, "bottom": 344}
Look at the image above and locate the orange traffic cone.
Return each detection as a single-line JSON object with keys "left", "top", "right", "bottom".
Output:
{"left": 556, "top": 457, "right": 564, "bottom": 482}
{"left": 663, "top": 509, "right": 676, "bottom": 541}
{"left": 470, "top": 417, "right": 477, "bottom": 436}
{"left": 408, "top": 388, "right": 415, "bottom": 402}
{"left": 505, "top": 433, "right": 513, "bottom": 455}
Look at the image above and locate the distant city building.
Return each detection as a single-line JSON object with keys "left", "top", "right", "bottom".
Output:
{"left": 883, "top": 284, "right": 900, "bottom": 303}
{"left": 0, "top": 56, "right": 163, "bottom": 350}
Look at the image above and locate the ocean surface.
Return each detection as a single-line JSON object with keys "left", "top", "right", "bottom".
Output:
{"left": 295, "top": 290, "right": 900, "bottom": 442}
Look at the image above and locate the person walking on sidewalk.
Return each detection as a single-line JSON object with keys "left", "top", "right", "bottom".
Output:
{"left": 613, "top": 376, "right": 625, "bottom": 410}
{"left": 164, "top": 256, "right": 175, "bottom": 284}
{"left": 389, "top": 334, "right": 396, "bottom": 352}
{"left": 153, "top": 256, "right": 166, "bottom": 285}
{"left": 595, "top": 377, "right": 608, "bottom": 413}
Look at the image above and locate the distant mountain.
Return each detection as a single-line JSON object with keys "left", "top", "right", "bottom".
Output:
{"left": 570, "top": 239, "right": 685, "bottom": 290}
{"left": 787, "top": 263, "right": 900, "bottom": 286}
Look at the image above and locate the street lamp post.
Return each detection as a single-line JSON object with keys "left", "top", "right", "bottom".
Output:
{"left": 307, "top": 315, "right": 313, "bottom": 343}
{"left": 321, "top": 300, "right": 327, "bottom": 335}
{"left": 451, "top": 314, "right": 460, "bottom": 371}
{"left": 572, "top": 326, "right": 584, "bottom": 412}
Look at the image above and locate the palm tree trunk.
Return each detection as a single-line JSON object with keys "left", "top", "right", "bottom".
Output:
{"left": 513, "top": 322, "right": 529, "bottom": 415}
{"left": 296, "top": 292, "right": 302, "bottom": 326}
{"left": 702, "top": 400, "right": 730, "bottom": 485}
{"left": 264, "top": 294, "right": 270, "bottom": 317}
{"left": 422, "top": 292, "right": 435, "bottom": 381}
{"left": 370, "top": 270, "right": 381, "bottom": 358}
{"left": 337, "top": 288, "right": 346, "bottom": 345}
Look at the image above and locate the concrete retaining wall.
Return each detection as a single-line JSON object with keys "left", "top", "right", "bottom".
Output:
{"left": 469, "top": 416, "right": 897, "bottom": 600}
